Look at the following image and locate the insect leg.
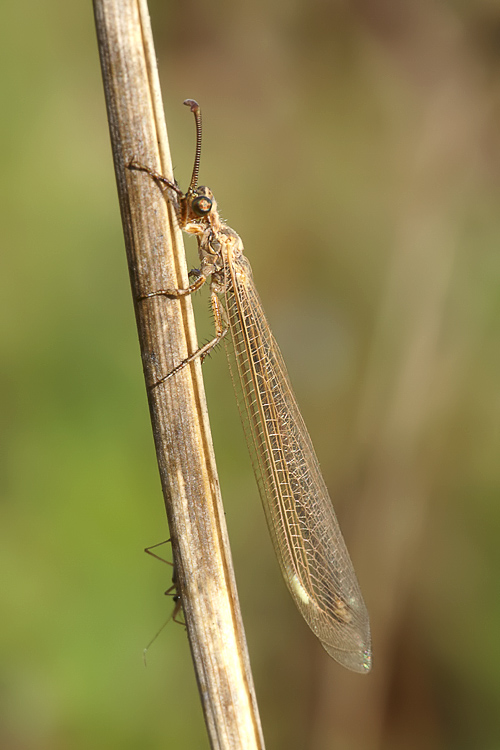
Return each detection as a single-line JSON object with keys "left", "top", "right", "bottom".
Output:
{"left": 138, "top": 272, "right": 207, "bottom": 302}
{"left": 145, "top": 539, "right": 174, "bottom": 565}
{"left": 201, "top": 291, "right": 228, "bottom": 364}
{"left": 164, "top": 583, "right": 184, "bottom": 626}
{"left": 149, "top": 291, "right": 228, "bottom": 388}
{"left": 128, "top": 160, "right": 184, "bottom": 199}
{"left": 144, "top": 542, "right": 190, "bottom": 623}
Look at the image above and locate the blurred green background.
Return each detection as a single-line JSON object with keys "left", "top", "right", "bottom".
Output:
{"left": 1, "top": 0, "right": 500, "bottom": 748}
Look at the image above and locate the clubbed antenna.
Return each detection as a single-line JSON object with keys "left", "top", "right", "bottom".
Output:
{"left": 184, "top": 99, "right": 202, "bottom": 193}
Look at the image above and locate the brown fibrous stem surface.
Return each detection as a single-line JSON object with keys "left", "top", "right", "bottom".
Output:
{"left": 93, "top": 1, "right": 265, "bottom": 748}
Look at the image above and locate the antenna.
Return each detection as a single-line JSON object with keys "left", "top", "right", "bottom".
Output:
{"left": 184, "top": 99, "right": 202, "bottom": 193}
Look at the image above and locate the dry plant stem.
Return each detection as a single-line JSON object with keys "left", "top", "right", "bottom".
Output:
{"left": 93, "top": 1, "right": 265, "bottom": 748}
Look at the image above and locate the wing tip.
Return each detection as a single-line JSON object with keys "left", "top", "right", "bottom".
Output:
{"left": 322, "top": 642, "right": 372, "bottom": 674}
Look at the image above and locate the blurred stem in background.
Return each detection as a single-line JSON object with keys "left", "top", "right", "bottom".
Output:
{"left": 311, "top": 2, "right": 498, "bottom": 748}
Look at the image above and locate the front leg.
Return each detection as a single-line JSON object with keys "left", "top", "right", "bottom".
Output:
{"left": 128, "top": 159, "right": 184, "bottom": 199}
{"left": 128, "top": 159, "right": 189, "bottom": 226}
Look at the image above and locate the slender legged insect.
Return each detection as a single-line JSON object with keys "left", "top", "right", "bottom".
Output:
{"left": 129, "top": 100, "right": 372, "bottom": 673}
{"left": 144, "top": 540, "right": 183, "bottom": 627}
{"left": 143, "top": 541, "right": 184, "bottom": 665}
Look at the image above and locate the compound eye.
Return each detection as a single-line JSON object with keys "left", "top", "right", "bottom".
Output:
{"left": 191, "top": 195, "right": 213, "bottom": 217}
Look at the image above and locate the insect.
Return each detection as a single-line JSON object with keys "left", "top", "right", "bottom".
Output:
{"left": 143, "top": 541, "right": 184, "bottom": 665}
{"left": 129, "top": 99, "right": 372, "bottom": 673}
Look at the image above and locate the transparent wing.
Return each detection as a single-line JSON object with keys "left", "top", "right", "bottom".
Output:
{"left": 225, "top": 254, "right": 371, "bottom": 673}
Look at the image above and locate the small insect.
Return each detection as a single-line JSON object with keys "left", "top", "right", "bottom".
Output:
{"left": 129, "top": 100, "right": 372, "bottom": 673}
{"left": 143, "top": 540, "right": 185, "bottom": 665}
